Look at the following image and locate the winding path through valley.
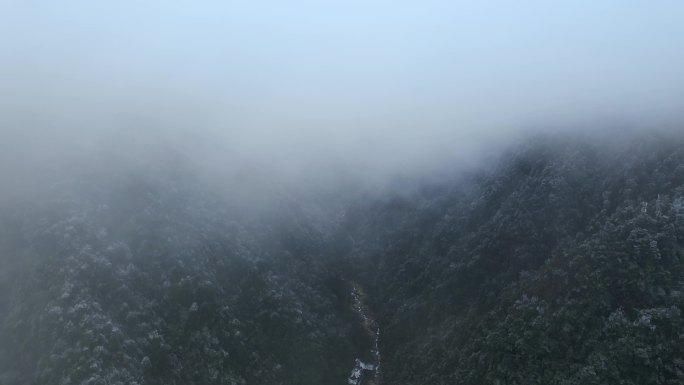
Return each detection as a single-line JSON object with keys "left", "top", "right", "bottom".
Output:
{"left": 347, "top": 283, "right": 381, "bottom": 385}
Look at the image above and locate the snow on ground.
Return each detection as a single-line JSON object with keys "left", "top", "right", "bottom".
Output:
{"left": 347, "top": 284, "right": 381, "bottom": 385}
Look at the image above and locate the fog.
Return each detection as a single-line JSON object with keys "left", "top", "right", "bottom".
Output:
{"left": 2, "top": 1, "right": 684, "bottom": 196}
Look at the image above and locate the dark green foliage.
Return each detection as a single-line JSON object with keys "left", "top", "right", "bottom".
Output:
{"left": 3, "top": 132, "right": 684, "bottom": 384}
{"left": 0, "top": 175, "right": 356, "bottom": 385}
{"left": 341, "top": 133, "right": 684, "bottom": 384}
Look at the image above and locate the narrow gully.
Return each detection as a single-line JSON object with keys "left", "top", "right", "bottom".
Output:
{"left": 347, "top": 283, "right": 381, "bottom": 385}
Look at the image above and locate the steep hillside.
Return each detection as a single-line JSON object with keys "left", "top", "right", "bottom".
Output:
{"left": 0, "top": 173, "right": 358, "bottom": 385}
{"left": 340, "top": 134, "right": 684, "bottom": 384}
{"left": 2, "top": 133, "right": 684, "bottom": 384}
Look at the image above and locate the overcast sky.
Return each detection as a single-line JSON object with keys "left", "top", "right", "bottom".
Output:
{"left": 1, "top": 1, "right": 683, "bottom": 184}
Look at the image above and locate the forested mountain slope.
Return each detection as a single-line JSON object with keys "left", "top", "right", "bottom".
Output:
{"left": 0, "top": 172, "right": 358, "bottom": 385}
{"left": 339, "top": 133, "right": 684, "bottom": 384}
{"left": 2, "top": 132, "right": 684, "bottom": 384}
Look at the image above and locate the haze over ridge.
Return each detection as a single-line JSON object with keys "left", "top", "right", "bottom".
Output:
{"left": 1, "top": 1, "right": 684, "bottom": 190}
